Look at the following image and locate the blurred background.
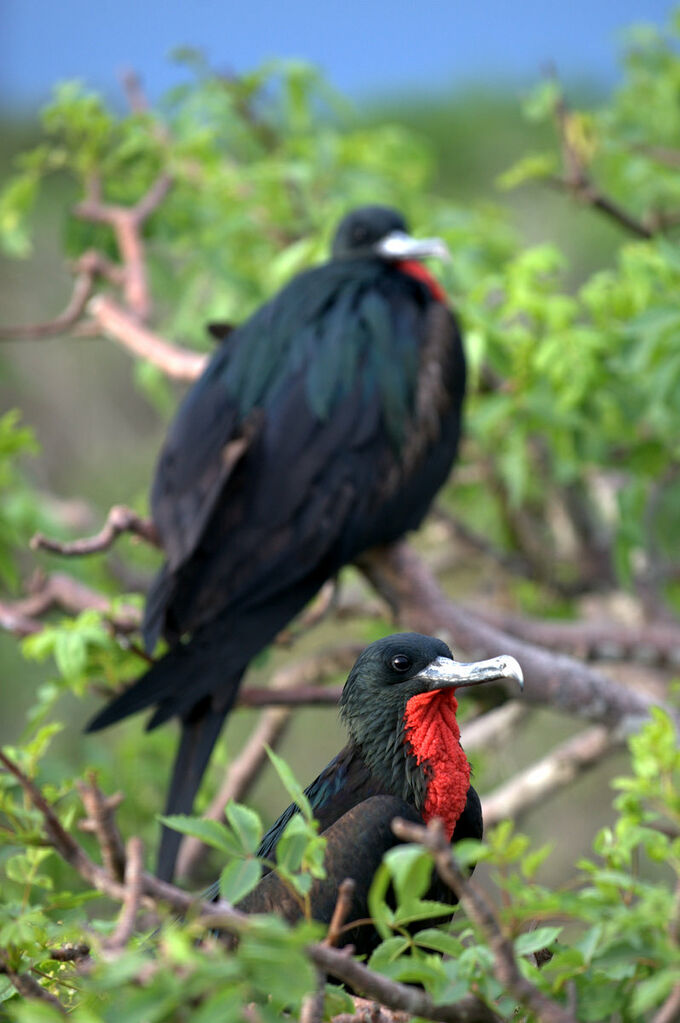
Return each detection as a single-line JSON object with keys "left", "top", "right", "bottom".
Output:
{"left": 1, "top": 0, "right": 676, "bottom": 890}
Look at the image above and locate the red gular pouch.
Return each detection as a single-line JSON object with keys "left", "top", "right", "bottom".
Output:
{"left": 397, "top": 260, "right": 448, "bottom": 304}
{"left": 402, "top": 687, "right": 470, "bottom": 840}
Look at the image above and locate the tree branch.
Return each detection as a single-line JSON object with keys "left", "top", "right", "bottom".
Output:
{"left": 391, "top": 817, "right": 576, "bottom": 1023}
{"left": 0, "top": 949, "right": 66, "bottom": 1014}
{"left": 481, "top": 725, "right": 615, "bottom": 827}
{"left": 31, "top": 504, "right": 159, "bottom": 556}
{"left": 550, "top": 93, "right": 652, "bottom": 239}
{"left": 0, "top": 264, "right": 94, "bottom": 341}
{"left": 476, "top": 608, "right": 680, "bottom": 669}
{"left": 104, "top": 837, "right": 144, "bottom": 951}
{"left": 76, "top": 774, "right": 126, "bottom": 882}
{"left": 0, "top": 571, "right": 141, "bottom": 637}
{"left": 359, "top": 542, "right": 676, "bottom": 732}
{"left": 88, "top": 294, "right": 206, "bottom": 379}
{"left": 309, "top": 945, "right": 502, "bottom": 1023}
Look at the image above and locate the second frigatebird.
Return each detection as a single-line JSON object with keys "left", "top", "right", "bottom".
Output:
{"left": 215, "top": 633, "right": 524, "bottom": 955}
{"left": 87, "top": 206, "right": 467, "bottom": 881}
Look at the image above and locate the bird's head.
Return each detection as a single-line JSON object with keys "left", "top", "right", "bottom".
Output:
{"left": 331, "top": 205, "right": 449, "bottom": 263}
{"left": 340, "top": 632, "right": 523, "bottom": 820}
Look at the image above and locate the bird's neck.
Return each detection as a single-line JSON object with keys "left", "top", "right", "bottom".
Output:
{"left": 396, "top": 260, "right": 447, "bottom": 304}
{"left": 402, "top": 689, "right": 470, "bottom": 840}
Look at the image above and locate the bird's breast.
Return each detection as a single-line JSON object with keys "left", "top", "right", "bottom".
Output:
{"left": 402, "top": 689, "right": 471, "bottom": 839}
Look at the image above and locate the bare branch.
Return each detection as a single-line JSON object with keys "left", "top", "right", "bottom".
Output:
{"left": 309, "top": 945, "right": 502, "bottom": 1023}
{"left": 481, "top": 725, "right": 615, "bottom": 827}
{"left": 358, "top": 542, "right": 676, "bottom": 732}
{"left": 76, "top": 775, "right": 126, "bottom": 881}
{"left": 31, "top": 504, "right": 159, "bottom": 556}
{"left": 88, "top": 294, "right": 206, "bottom": 379}
{"left": 0, "top": 268, "right": 94, "bottom": 341}
{"left": 0, "top": 571, "right": 141, "bottom": 637}
{"left": 391, "top": 817, "right": 576, "bottom": 1023}
{"left": 461, "top": 703, "right": 528, "bottom": 753}
{"left": 477, "top": 608, "right": 680, "bottom": 669}
{"left": 104, "top": 837, "right": 145, "bottom": 951}
{"left": 325, "top": 879, "right": 356, "bottom": 949}
{"left": 238, "top": 686, "right": 343, "bottom": 707}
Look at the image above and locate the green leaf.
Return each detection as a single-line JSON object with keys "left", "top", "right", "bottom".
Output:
{"left": 265, "top": 747, "right": 314, "bottom": 820}
{"left": 219, "top": 858, "right": 261, "bottom": 904}
{"left": 158, "top": 815, "right": 241, "bottom": 855}
{"left": 513, "top": 926, "right": 562, "bottom": 956}
{"left": 224, "top": 801, "right": 262, "bottom": 855}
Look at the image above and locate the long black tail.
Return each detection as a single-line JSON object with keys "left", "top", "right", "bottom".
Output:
{"left": 156, "top": 702, "right": 231, "bottom": 882}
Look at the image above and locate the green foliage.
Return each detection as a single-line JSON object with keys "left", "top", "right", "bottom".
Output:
{"left": 1, "top": 10, "right": 680, "bottom": 1020}
{"left": 365, "top": 711, "right": 680, "bottom": 1019}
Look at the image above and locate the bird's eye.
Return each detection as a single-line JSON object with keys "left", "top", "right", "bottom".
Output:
{"left": 352, "top": 224, "right": 368, "bottom": 244}
{"left": 390, "top": 654, "right": 411, "bottom": 673}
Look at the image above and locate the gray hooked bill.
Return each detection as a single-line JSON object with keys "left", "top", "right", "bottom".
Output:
{"left": 413, "top": 654, "right": 524, "bottom": 692}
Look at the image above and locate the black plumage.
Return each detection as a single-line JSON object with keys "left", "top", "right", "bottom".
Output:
{"left": 220, "top": 633, "right": 524, "bottom": 956}
{"left": 87, "top": 206, "right": 467, "bottom": 881}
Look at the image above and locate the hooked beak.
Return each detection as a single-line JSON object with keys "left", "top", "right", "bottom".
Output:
{"left": 413, "top": 654, "right": 524, "bottom": 692}
{"left": 374, "top": 230, "right": 450, "bottom": 263}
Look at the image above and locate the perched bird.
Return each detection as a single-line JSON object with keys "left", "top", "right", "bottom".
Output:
{"left": 87, "top": 205, "right": 467, "bottom": 881}
{"left": 224, "top": 633, "right": 524, "bottom": 955}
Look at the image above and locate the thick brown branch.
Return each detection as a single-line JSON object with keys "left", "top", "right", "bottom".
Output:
{"left": 477, "top": 608, "right": 680, "bottom": 669}
{"left": 481, "top": 725, "right": 614, "bottom": 827}
{"left": 31, "top": 504, "right": 159, "bottom": 556}
{"left": 88, "top": 294, "right": 206, "bottom": 379}
{"left": 359, "top": 542, "right": 676, "bottom": 732}
{"left": 391, "top": 818, "right": 576, "bottom": 1023}
{"left": 309, "top": 945, "right": 502, "bottom": 1023}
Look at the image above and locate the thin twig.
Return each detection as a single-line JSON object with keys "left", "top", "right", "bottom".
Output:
{"left": 31, "top": 504, "right": 159, "bottom": 556}
{"left": 325, "top": 879, "right": 356, "bottom": 948}
{"left": 76, "top": 775, "right": 126, "bottom": 881}
{"left": 0, "top": 268, "right": 94, "bottom": 341}
{"left": 104, "top": 837, "right": 144, "bottom": 951}
{"left": 0, "top": 571, "right": 141, "bottom": 637}
{"left": 391, "top": 818, "right": 576, "bottom": 1023}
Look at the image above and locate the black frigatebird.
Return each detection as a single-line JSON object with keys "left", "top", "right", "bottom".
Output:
{"left": 222, "top": 633, "right": 524, "bottom": 956}
{"left": 87, "top": 206, "right": 467, "bottom": 881}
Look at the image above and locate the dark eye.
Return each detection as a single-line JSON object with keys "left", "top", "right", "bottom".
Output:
{"left": 352, "top": 224, "right": 368, "bottom": 244}
{"left": 390, "top": 654, "right": 411, "bottom": 673}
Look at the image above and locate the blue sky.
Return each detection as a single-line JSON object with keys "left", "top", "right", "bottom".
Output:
{"left": 2, "top": 0, "right": 675, "bottom": 112}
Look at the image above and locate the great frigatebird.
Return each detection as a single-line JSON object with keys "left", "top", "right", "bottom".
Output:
{"left": 216, "top": 633, "right": 524, "bottom": 956}
{"left": 87, "top": 206, "right": 467, "bottom": 881}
